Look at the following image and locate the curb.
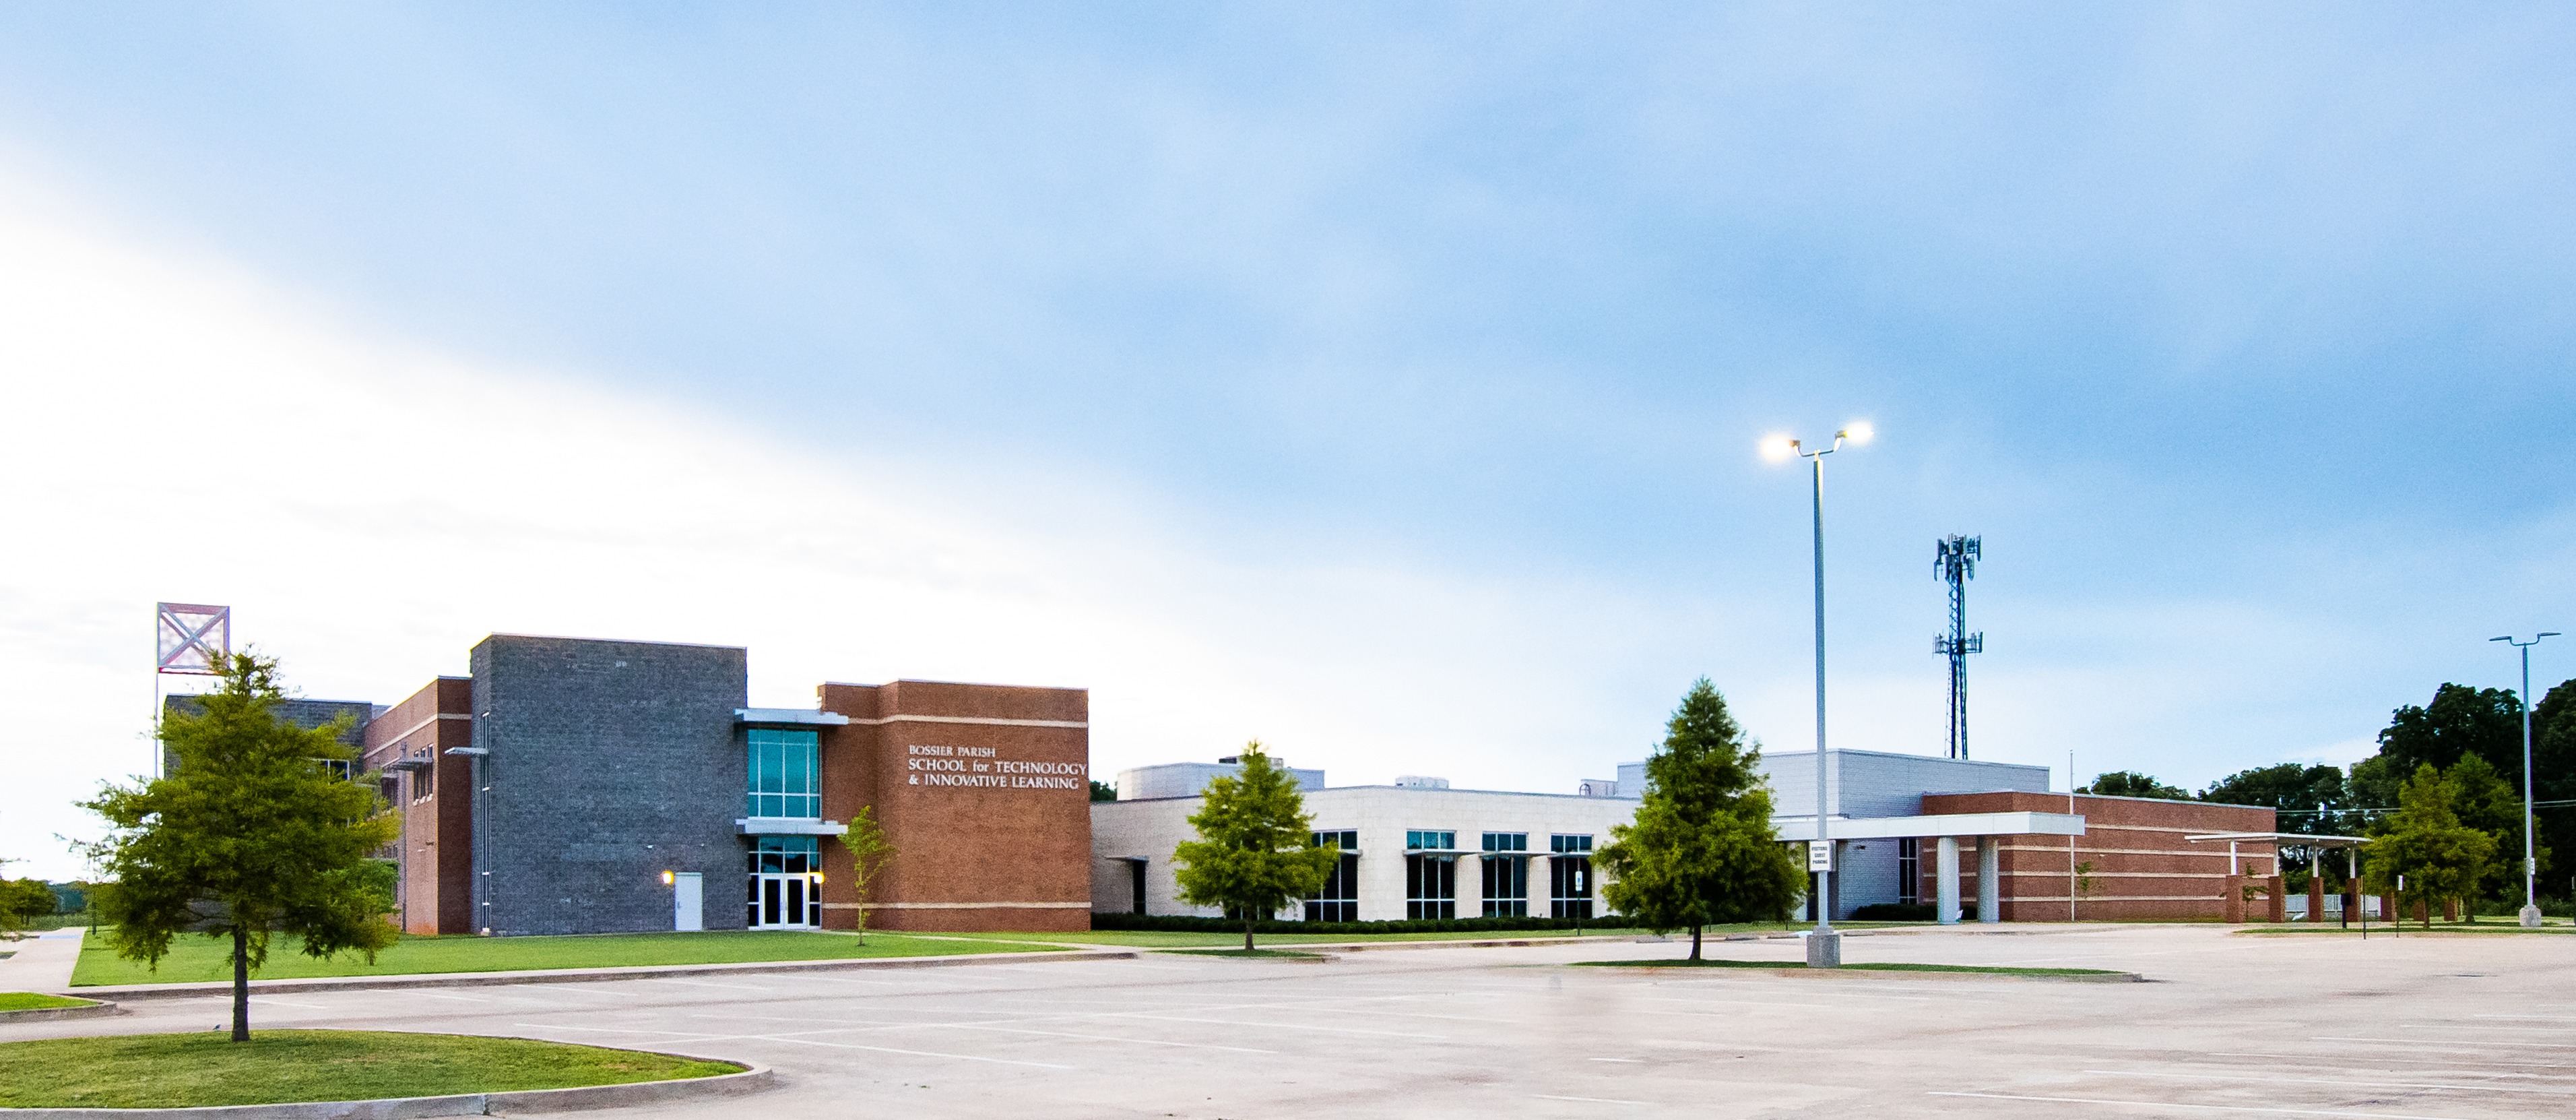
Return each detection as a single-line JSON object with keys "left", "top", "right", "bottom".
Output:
{"left": 0, "top": 1000, "right": 122, "bottom": 1023}
{"left": 68, "top": 949, "right": 1136, "bottom": 1002}
{"left": 0, "top": 1062, "right": 772, "bottom": 1119}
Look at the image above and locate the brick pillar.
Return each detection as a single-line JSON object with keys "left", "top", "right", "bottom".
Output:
{"left": 2442, "top": 897, "right": 2459, "bottom": 923}
{"left": 2307, "top": 877, "right": 2325, "bottom": 924}
{"left": 2414, "top": 897, "right": 2429, "bottom": 925}
{"left": 2265, "top": 875, "right": 2286, "bottom": 923}
{"left": 2224, "top": 875, "right": 2246, "bottom": 923}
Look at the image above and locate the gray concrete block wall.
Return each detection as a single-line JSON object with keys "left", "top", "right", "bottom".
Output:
{"left": 1755, "top": 749, "right": 2051, "bottom": 819}
{"left": 471, "top": 635, "right": 748, "bottom": 936}
{"left": 160, "top": 696, "right": 376, "bottom": 776}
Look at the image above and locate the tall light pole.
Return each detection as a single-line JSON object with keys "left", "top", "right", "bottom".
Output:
{"left": 1763, "top": 421, "right": 1872, "bottom": 967}
{"left": 2492, "top": 631, "right": 2558, "bottom": 929}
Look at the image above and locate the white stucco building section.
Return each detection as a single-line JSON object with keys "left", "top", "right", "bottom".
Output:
{"left": 1091, "top": 786, "right": 1643, "bottom": 921}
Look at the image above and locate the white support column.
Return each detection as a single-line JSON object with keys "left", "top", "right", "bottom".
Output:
{"left": 1936, "top": 836, "right": 1961, "bottom": 925}
{"left": 1457, "top": 854, "right": 1483, "bottom": 920}
{"left": 1977, "top": 836, "right": 2001, "bottom": 924}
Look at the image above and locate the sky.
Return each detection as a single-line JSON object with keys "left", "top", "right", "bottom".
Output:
{"left": 3, "top": 3, "right": 2573, "bottom": 880}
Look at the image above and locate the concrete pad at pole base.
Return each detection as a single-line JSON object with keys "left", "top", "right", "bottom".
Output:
{"left": 2524, "top": 905, "right": 2545, "bottom": 928}
{"left": 1805, "top": 930, "right": 1841, "bottom": 968}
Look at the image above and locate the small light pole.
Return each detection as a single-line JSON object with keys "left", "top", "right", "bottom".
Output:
{"left": 1763, "top": 421, "right": 1873, "bottom": 967}
{"left": 2492, "top": 632, "right": 2559, "bottom": 929}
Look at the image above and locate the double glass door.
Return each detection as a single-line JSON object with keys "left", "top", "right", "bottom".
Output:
{"left": 750, "top": 873, "right": 820, "bottom": 929}
{"left": 748, "top": 835, "right": 823, "bottom": 929}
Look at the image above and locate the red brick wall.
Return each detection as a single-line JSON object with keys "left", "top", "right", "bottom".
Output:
{"left": 816, "top": 680, "right": 1092, "bottom": 933}
{"left": 1921, "top": 792, "right": 2276, "bottom": 921}
{"left": 361, "top": 677, "right": 475, "bottom": 935}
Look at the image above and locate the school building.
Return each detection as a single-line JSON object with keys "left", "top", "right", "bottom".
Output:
{"left": 1095, "top": 748, "right": 2277, "bottom": 924}
{"left": 342, "top": 633, "right": 1095, "bottom": 935}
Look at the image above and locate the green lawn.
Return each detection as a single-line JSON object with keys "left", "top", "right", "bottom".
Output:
{"left": 0, "top": 1030, "right": 738, "bottom": 1108}
{"left": 1574, "top": 958, "right": 2127, "bottom": 977}
{"left": 71, "top": 929, "right": 1059, "bottom": 987}
{"left": 0, "top": 992, "right": 96, "bottom": 1011}
{"left": 934, "top": 925, "right": 1883, "bottom": 948}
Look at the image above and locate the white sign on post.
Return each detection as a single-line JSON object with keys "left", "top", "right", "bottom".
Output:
{"left": 1808, "top": 841, "right": 1832, "bottom": 873}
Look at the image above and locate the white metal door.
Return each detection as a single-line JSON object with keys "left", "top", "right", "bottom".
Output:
{"left": 672, "top": 872, "right": 703, "bottom": 932}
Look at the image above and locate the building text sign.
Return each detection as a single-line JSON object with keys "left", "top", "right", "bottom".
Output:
{"left": 906, "top": 744, "right": 1087, "bottom": 790}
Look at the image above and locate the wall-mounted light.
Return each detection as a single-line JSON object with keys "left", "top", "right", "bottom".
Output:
{"left": 813, "top": 873, "right": 826, "bottom": 884}
{"left": 661, "top": 871, "right": 674, "bottom": 885}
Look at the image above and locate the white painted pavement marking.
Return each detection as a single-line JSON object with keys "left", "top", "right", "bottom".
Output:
{"left": 1097, "top": 1012, "right": 1443, "bottom": 1038}
{"left": 2083, "top": 1069, "right": 2576, "bottom": 1096}
{"left": 514, "top": 1022, "right": 1074, "bottom": 1069}
{"left": 2316, "top": 1036, "right": 2574, "bottom": 1049}
{"left": 245, "top": 997, "right": 326, "bottom": 1009}
{"left": 639, "top": 977, "right": 777, "bottom": 993}
{"left": 1586, "top": 1057, "right": 1642, "bottom": 1063}
{"left": 413, "top": 991, "right": 496, "bottom": 1003}
{"left": 938, "top": 1024, "right": 1277, "bottom": 1053}
{"left": 1930, "top": 1092, "right": 2478, "bottom": 1119}
{"left": 1532, "top": 1094, "right": 1647, "bottom": 1105}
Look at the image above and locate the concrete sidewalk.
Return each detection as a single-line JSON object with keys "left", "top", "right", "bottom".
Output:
{"left": 0, "top": 928, "right": 85, "bottom": 993}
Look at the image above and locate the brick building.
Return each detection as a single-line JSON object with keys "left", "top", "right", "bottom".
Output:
{"left": 348, "top": 633, "right": 1091, "bottom": 936}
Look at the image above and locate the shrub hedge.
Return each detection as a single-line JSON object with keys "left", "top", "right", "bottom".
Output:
{"left": 1848, "top": 903, "right": 1935, "bottom": 921}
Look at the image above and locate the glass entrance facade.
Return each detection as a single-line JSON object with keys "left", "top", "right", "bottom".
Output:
{"left": 1306, "top": 830, "right": 1359, "bottom": 922}
{"left": 747, "top": 835, "right": 822, "bottom": 929}
{"left": 1405, "top": 830, "right": 1456, "bottom": 919}
{"left": 1550, "top": 834, "right": 1593, "bottom": 919}
{"left": 746, "top": 728, "right": 820, "bottom": 819}
{"left": 1481, "top": 832, "right": 1528, "bottom": 917}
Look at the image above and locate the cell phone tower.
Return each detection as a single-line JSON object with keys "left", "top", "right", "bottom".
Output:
{"left": 1933, "top": 536, "right": 1982, "bottom": 759}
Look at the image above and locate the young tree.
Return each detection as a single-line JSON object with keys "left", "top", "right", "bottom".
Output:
{"left": 835, "top": 806, "right": 897, "bottom": 940}
{"left": 1171, "top": 741, "right": 1336, "bottom": 951}
{"left": 79, "top": 653, "right": 399, "bottom": 1041}
{"left": 2362, "top": 763, "right": 2497, "bottom": 929}
{"left": 2443, "top": 754, "right": 2540, "bottom": 918}
{"left": 1598, "top": 680, "right": 1803, "bottom": 960}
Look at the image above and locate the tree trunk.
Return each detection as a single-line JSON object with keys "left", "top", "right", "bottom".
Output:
{"left": 1689, "top": 925, "right": 1702, "bottom": 961}
{"left": 230, "top": 926, "right": 251, "bottom": 1042}
{"left": 1244, "top": 914, "right": 1255, "bottom": 952}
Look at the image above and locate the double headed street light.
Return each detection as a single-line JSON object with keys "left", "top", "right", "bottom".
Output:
{"left": 2492, "top": 631, "right": 2559, "bottom": 929}
{"left": 1762, "top": 421, "right": 1872, "bottom": 967}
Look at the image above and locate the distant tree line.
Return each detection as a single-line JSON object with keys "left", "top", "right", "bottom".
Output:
{"left": 2079, "top": 677, "right": 2575, "bottom": 908}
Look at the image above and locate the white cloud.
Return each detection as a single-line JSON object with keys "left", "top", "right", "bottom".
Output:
{"left": 0, "top": 168, "right": 1739, "bottom": 879}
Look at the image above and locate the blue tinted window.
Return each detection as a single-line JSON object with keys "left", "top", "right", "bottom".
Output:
{"left": 746, "top": 728, "right": 820, "bottom": 819}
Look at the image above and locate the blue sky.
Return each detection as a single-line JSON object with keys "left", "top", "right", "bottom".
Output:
{"left": 1, "top": 4, "right": 2571, "bottom": 877}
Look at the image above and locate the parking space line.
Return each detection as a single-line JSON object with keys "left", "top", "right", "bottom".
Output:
{"left": 1533, "top": 1094, "right": 1646, "bottom": 1105}
{"left": 2083, "top": 1069, "right": 2576, "bottom": 1096}
{"left": 1105, "top": 1013, "right": 1442, "bottom": 1038}
{"left": 940, "top": 1024, "right": 1276, "bottom": 1053}
{"left": 748, "top": 1034, "right": 1076, "bottom": 1069}
{"left": 640, "top": 978, "right": 778, "bottom": 993}
{"left": 414, "top": 991, "right": 496, "bottom": 1003}
{"left": 1929, "top": 1091, "right": 2472, "bottom": 1119}
{"left": 2316, "top": 1036, "right": 2573, "bottom": 1049}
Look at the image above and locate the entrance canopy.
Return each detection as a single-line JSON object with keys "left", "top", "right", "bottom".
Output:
{"left": 1774, "top": 811, "right": 2084, "bottom": 842}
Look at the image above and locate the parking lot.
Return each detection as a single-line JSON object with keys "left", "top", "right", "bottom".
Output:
{"left": 10, "top": 924, "right": 2574, "bottom": 1119}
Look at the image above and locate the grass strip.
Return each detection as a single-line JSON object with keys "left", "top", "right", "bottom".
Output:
{"left": 1572, "top": 959, "right": 2125, "bottom": 976}
{"left": 1159, "top": 947, "right": 1328, "bottom": 959}
{"left": 72, "top": 929, "right": 1058, "bottom": 987}
{"left": 0, "top": 1030, "right": 740, "bottom": 1108}
{"left": 931, "top": 926, "right": 1820, "bottom": 948}
{"left": 0, "top": 992, "right": 96, "bottom": 1011}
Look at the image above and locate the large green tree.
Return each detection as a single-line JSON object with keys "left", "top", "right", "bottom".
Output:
{"left": 2362, "top": 763, "right": 2497, "bottom": 929}
{"left": 1171, "top": 742, "right": 1337, "bottom": 951}
{"left": 2352, "top": 683, "right": 2523, "bottom": 809}
{"left": 79, "top": 654, "right": 398, "bottom": 1040}
{"left": 2200, "top": 764, "right": 2354, "bottom": 879}
{"left": 2079, "top": 771, "right": 2191, "bottom": 799}
{"left": 1597, "top": 679, "right": 1802, "bottom": 960}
